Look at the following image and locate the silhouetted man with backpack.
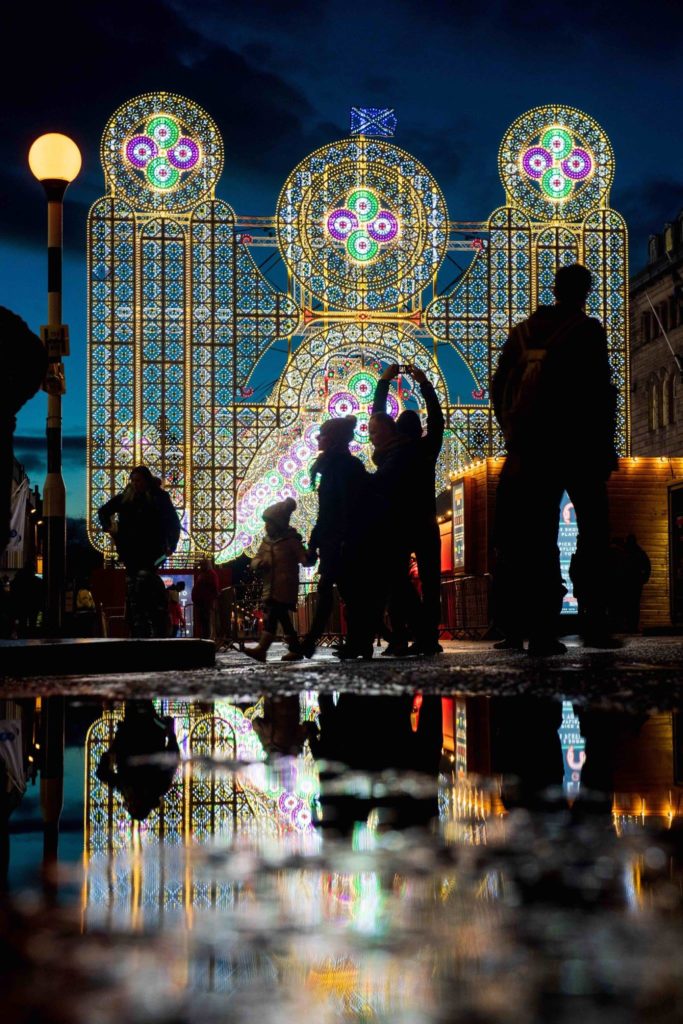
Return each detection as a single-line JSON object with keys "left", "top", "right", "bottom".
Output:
{"left": 491, "top": 263, "right": 618, "bottom": 655}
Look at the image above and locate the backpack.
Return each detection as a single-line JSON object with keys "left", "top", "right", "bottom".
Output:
{"left": 499, "top": 312, "right": 583, "bottom": 444}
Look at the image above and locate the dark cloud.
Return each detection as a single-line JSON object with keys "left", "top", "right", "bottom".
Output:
{"left": 14, "top": 434, "right": 87, "bottom": 473}
{"left": 613, "top": 178, "right": 683, "bottom": 271}
{"left": 2, "top": 0, "right": 324, "bottom": 244}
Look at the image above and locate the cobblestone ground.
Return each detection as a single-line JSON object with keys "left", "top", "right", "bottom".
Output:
{"left": 2, "top": 635, "right": 682, "bottom": 708}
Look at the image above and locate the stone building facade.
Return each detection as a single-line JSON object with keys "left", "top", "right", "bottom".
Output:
{"left": 630, "top": 212, "right": 683, "bottom": 455}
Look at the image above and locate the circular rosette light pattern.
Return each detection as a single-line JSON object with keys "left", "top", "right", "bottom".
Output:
{"left": 347, "top": 229, "right": 378, "bottom": 262}
{"left": 500, "top": 105, "right": 612, "bottom": 222}
{"left": 348, "top": 188, "right": 379, "bottom": 222}
{"left": 368, "top": 210, "right": 399, "bottom": 242}
{"left": 277, "top": 137, "right": 448, "bottom": 310}
{"left": 562, "top": 148, "right": 592, "bottom": 180}
{"left": 102, "top": 92, "right": 223, "bottom": 212}
{"left": 329, "top": 391, "right": 359, "bottom": 417}
{"left": 327, "top": 208, "right": 359, "bottom": 240}
{"left": 146, "top": 157, "right": 179, "bottom": 189}
{"left": 541, "top": 168, "right": 572, "bottom": 199}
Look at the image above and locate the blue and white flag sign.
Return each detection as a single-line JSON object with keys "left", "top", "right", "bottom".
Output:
{"left": 350, "top": 108, "right": 397, "bottom": 137}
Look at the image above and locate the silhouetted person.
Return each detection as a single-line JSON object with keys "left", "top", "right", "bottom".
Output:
{"left": 368, "top": 409, "right": 423, "bottom": 652}
{"left": 192, "top": 557, "right": 220, "bottom": 638}
{"left": 9, "top": 563, "right": 44, "bottom": 637}
{"left": 97, "top": 466, "right": 181, "bottom": 637}
{"left": 246, "top": 498, "right": 308, "bottom": 662}
{"left": 1, "top": 308, "right": 47, "bottom": 556}
{"left": 252, "top": 697, "right": 317, "bottom": 758}
{"left": 96, "top": 701, "right": 180, "bottom": 821}
{"left": 491, "top": 264, "right": 618, "bottom": 655}
{"left": 299, "top": 415, "right": 374, "bottom": 659}
{"left": 622, "top": 533, "right": 651, "bottom": 632}
{"left": 310, "top": 693, "right": 442, "bottom": 836}
{"left": 167, "top": 583, "right": 185, "bottom": 637}
{"left": 373, "top": 363, "right": 445, "bottom": 656}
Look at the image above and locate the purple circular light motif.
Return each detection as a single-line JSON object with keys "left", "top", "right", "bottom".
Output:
{"left": 561, "top": 148, "right": 592, "bottom": 181}
{"left": 522, "top": 147, "right": 552, "bottom": 179}
{"left": 327, "top": 208, "right": 359, "bottom": 241}
{"left": 279, "top": 454, "right": 300, "bottom": 476}
{"left": 293, "top": 804, "right": 312, "bottom": 830}
{"left": 168, "top": 137, "right": 200, "bottom": 169}
{"left": 329, "top": 392, "right": 359, "bottom": 418}
{"left": 279, "top": 792, "right": 301, "bottom": 815}
{"left": 386, "top": 394, "right": 400, "bottom": 419}
{"left": 126, "top": 135, "right": 158, "bottom": 168}
{"left": 367, "top": 210, "right": 398, "bottom": 242}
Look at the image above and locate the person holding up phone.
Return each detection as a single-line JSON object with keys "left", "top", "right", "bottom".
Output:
{"left": 371, "top": 362, "right": 445, "bottom": 656}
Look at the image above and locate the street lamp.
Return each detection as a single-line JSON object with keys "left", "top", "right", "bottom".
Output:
{"left": 28, "top": 133, "right": 81, "bottom": 634}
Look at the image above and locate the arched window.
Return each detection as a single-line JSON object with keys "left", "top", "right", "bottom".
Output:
{"left": 668, "top": 373, "right": 677, "bottom": 425}
{"left": 648, "top": 377, "right": 659, "bottom": 431}
{"left": 661, "top": 372, "right": 670, "bottom": 427}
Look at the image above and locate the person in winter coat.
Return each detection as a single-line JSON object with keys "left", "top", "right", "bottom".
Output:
{"left": 293, "top": 415, "right": 375, "bottom": 661}
{"left": 191, "top": 558, "right": 220, "bottom": 638}
{"left": 491, "top": 263, "right": 618, "bottom": 655}
{"left": 98, "top": 466, "right": 181, "bottom": 637}
{"left": 245, "top": 497, "right": 308, "bottom": 662}
{"left": 372, "top": 362, "right": 445, "bottom": 655}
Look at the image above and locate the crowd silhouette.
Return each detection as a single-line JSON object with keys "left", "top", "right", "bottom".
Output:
{"left": 2, "top": 264, "right": 633, "bottom": 655}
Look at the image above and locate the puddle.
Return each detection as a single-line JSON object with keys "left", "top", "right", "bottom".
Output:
{"left": 2, "top": 692, "right": 683, "bottom": 1022}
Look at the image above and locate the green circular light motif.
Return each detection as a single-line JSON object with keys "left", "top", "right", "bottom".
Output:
{"left": 146, "top": 157, "right": 179, "bottom": 189}
{"left": 348, "top": 371, "right": 376, "bottom": 399}
{"left": 541, "top": 127, "right": 572, "bottom": 159}
{"left": 541, "top": 168, "right": 572, "bottom": 199}
{"left": 347, "top": 230, "right": 378, "bottom": 262}
{"left": 147, "top": 115, "right": 180, "bottom": 149}
{"left": 348, "top": 188, "right": 379, "bottom": 223}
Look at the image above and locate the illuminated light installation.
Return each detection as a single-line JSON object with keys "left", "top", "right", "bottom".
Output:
{"left": 88, "top": 98, "right": 629, "bottom": 563}
{"left": 427, "top": 103, "right": 628, "bottom": 455}
{"left": 87, "top": 92, "right": 300, "bottom": 561}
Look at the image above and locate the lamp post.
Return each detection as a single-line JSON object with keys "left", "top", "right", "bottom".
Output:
{"left": 28, "top": 134, "right": 81, "bottom": 634}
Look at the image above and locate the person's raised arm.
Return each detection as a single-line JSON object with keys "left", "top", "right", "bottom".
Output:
{"left": 371, "top": 362, "right": 400, "bottom": 415}
{"left": 408, "top": 364, "right": 444, "bottom": 456}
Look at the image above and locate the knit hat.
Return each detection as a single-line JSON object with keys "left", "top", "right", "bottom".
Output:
{"left": 263, "top": 497, "right": 296, "bottom": 529}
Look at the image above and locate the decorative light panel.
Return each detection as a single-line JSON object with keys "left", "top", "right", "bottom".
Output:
{"left": 88, "top": 97, "right": 629, "bottom": 564}
{"left": 276, "top": 137, "right": 448, "bottom": 310}
{"left": 499, "top": 105, "right": 614, "bottom": 222}
{"left": 101, "top": 92, "right": 223, "bottom": 213}
{"left": 326, "top": 188, "right": 400, "bottom": 263}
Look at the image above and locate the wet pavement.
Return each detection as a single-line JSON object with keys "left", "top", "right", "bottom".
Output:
{"left": 3, "top": 642, "right": 683, "bottom": 1022}
{"left": 1, "top": 635, "right": 683, "bottom": 704}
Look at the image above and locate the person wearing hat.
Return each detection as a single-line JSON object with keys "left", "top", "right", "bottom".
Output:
{"left": 289, "top": 415, "right": 375, "bottom": 660}
{"left": 245, "top": 497, "right": 308, "bottom": 662}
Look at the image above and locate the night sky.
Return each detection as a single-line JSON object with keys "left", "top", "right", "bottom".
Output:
{"left": 2, "top": 0, "right": 682, "bottom": 516}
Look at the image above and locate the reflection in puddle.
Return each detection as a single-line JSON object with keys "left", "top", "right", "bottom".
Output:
{"left": 3, "top": 694, "right": 683, "bottom": 1021}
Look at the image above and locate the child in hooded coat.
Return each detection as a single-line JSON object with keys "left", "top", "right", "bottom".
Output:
{"left": 245, "top": 497, "right": 308, "bottom": 662}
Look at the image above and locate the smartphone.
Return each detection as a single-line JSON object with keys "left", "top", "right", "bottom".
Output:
{"left": 397, "top": 364, "right": 410, "bottom": 373}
